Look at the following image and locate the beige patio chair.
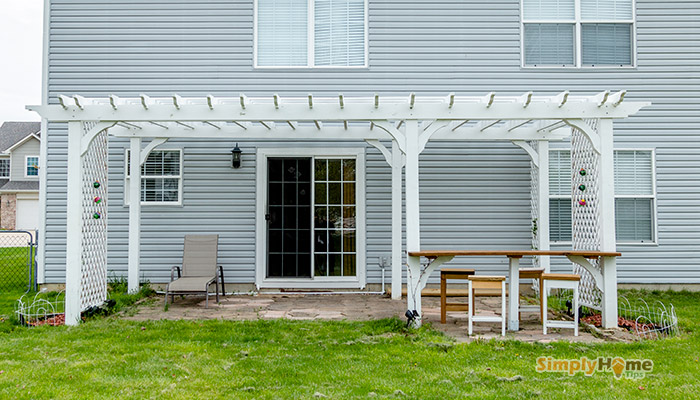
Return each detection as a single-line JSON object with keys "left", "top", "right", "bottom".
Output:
{"left": 165, "top": 234, "right": 225, "bottom": 308}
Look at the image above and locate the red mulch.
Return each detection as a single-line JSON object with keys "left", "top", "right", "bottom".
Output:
{"left": 28, "top": 313, "right": 65, "bottom": 327}
{"left": 581, "top": 313, "right": 655, "bottom": 333}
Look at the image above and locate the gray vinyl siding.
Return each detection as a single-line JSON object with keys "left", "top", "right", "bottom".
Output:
{"left": 10, "top": 138, "right": 40, "bottom": 182}
{"left": 43, "top": 0, "right": 700, "bottom": 285}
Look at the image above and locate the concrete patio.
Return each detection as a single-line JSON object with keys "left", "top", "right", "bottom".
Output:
{"left": 126, "top": 293, "right": 605, "bottom": 343}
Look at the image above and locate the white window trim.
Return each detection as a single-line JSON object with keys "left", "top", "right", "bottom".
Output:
{"left": 24, "top": 155, "right": 40, "bottom": 178}
{"left": 124, "top": 149, "right": 183, "bottom": 206}
{"left": 0, "top": 158, "right": 10, "bottom": 178}
{"left": 255, "top": 147, "right": 366, "bottom": 289}
{"left": 253, "top": 0, "right": 369, "bottom": 69}
{"left": 549, "top": 148, "right": 657, "bottom": 245}
{"left": 520, "top": 0, "right": 637, "bottom": 68}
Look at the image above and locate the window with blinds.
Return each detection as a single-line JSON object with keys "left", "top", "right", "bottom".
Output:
{"left": 257, "top": 0, "right": 366, "bottom": 67}
{"left": 548, "top": 150, "right": 572, "bottom": 241}
{"left": 126, "top": 150, "right": 182, "bottom": 205}
{"left": 548, "top": 149, "right": 655, "bottom": 243}
{"left": 614, "top": 150, "right": 655, "bottom": 242}
{"left": 522, "top": 0, "right": 634, "bottom": 67}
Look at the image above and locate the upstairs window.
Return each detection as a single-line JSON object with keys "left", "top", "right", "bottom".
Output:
{"left": 0, "top": 159, "right": 9, "bottom": 178}
{"left": 256, "top": 0, "right": 367, "bottom": 67}
{"left": 26, "top": 156, "right": 39, "bottom": 177}
{"left": 522, "top": 0, "right": 635, "bottom": 67}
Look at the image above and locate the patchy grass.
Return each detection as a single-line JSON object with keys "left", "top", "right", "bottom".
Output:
{"left": 106, "top": 275, "right": 156, "bottom": 314}
{"left": 0, "top": 290, "right": 698, "bottom": 399}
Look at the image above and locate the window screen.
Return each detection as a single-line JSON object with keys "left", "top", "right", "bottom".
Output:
{"left": 257, "top": 0, "right": 309, "bottom": 66}
{"left": 524, "top": 24, "right": 575, "bottom": 66}
{"left": 314, "top": 0, "right": 365, "bottom": 66}
{"left": 582, "top": 24, "right": 632, "bottom": 66}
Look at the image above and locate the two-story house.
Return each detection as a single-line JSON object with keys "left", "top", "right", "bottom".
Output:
{"left": 34, "top": 0, "right": 698, "bottom": 299}
{"left": 0, "top": 121, "right": 41, "bottom": 231}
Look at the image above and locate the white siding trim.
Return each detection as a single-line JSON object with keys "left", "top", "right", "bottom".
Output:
{"left": 255, "top": 147, "right": 366, "bottom": 289}
{"left": 37, "top": 0, "right": 50, "bottom": 284}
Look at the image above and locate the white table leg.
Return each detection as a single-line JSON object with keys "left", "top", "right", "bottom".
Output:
{"left": 508, "top": 256, "right": 520, "bottom": 331}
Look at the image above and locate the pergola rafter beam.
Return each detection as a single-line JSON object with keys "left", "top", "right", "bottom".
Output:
{"left": 30, "top": 94, "right": 650, "bottom": 123}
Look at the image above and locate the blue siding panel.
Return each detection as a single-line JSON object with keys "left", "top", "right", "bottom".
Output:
{"left": 44, "top": 0, "right": 700, "bottom": 285}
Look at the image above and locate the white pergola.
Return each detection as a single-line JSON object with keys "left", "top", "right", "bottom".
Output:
{"left": 30, "top": 91, "right": 648, "bottom": 327}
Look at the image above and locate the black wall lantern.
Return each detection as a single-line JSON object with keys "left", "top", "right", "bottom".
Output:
{"left": 231, "top": 144, "right": 242, "bottom": 169}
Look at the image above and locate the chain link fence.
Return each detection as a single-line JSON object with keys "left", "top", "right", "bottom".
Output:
{"left": 0, "top": 231, "right": 37, "bottom": 293}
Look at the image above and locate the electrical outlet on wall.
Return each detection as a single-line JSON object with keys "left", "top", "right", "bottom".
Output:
{"left": 379, "top": 255, "right": 390, "bottom": 268}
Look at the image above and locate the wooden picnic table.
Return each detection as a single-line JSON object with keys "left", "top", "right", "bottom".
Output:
{"left": 407, "top": 249, "right": 621, "bottom": 331}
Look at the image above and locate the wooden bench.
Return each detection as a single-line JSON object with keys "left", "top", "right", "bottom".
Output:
{"left": 542, "top": 273, "right": 582, "bottom": 336}
{"left": 440, "top": 268, "right": 475, "bottom": 323}
{"left": 518, "top": 268, "right": 545, "bottom": 321}
{"left": 468, "top": 276, "right": 507, "bottom": 336}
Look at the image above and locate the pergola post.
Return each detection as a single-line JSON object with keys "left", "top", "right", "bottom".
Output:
{"left": 128, "top": 137, "right": 142, "bottom": 293}
{"left": 404, "top": 120, "right": 423, "bottom": 323}
{"left": 537, "top": 141, "right": 551, "bottom": 273}
{"left": 597, "top": 119, "right": 618, "bottom": 328}
{"left": 391, "top": 139, "right": 403, "bottom": 300}
{"left": 65, "top": 122, "right": 84, "bottom": 326}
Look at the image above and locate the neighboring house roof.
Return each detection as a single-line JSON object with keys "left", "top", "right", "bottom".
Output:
{"left": 0, "top": 180, "right": 40, "bottom": 192}
{"left": 0, "top": 122, "right": 41, "bottom": 153}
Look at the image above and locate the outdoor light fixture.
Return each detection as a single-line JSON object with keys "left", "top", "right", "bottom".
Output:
{"left": 231, "top": 144, "right": 242, "bottom": 169}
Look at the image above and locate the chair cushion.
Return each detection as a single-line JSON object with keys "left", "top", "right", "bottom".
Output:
{"left": 167, "top": 276, "right": 216, "bottom": 292}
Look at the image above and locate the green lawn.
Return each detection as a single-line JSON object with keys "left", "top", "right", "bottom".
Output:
{"left": 0, "top": 290, "right": 699, "bottom": 399}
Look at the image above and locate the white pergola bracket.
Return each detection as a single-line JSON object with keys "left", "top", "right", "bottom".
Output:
{"left": 80, "top": 122, "right": 117, "bottom": 156}
{"left": 365, "top": 140, "right": 393, "bottom": 167}
{"left": 565, "top": 119, "right": 601, "bottom": 154}
{"left": 566, "top": 255, "right": 604, "bottom": 291}
{"left": 139, "top": 138, "right": 169, "bottom": 166}
{"left": 371, "top": 120, "right": 407, "bottom": 153}
{"left": 512, "top": 140, "right": 540, "bottom": 168}
{"left": 418, "top": 121, "right": 449, "bottom": 153}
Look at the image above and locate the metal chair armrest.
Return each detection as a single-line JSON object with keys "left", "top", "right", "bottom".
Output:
{"left": 219, "top": 265, "right": 226, "bottom": 295}
{"left": 170, "top": 266, "right": 181, "bottom": 282}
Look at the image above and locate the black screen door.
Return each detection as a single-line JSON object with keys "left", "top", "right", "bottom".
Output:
{"left": 267, "top": 158, "right": 312, "bottom": 277}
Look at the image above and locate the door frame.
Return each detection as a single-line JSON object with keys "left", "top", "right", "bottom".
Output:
{"left": 255, "top": 147, "right": 366, "bottom": 289}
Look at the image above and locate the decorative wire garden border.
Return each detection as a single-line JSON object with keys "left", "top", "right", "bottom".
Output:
{"left": 15, "top": 290, "right": 65, "bottom": 327}
{"left": 549, "top": 290, "right": 679, "bottom": 340}
{"left": 618, "top": 296, "right": 679, "bottom": 339}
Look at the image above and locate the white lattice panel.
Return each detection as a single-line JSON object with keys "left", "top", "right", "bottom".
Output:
{"left": 80, "top": 123, "right": 109, "bottom": 310}
{"left": 528, "top": 142, "right": 541, "bottom": 294}
{"left": 571, "top": 120, "right": 602, "bottom": 309}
